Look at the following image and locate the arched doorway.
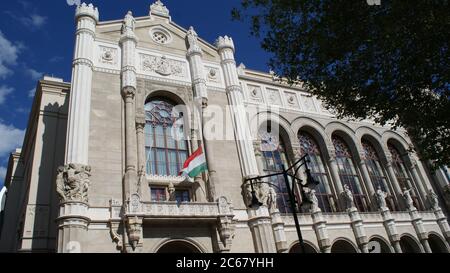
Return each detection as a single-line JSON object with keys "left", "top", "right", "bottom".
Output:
{"left": 368, "top": 237, "right": 392, "bottom": 253}
{"left": 331, "top": 240, "right": 358, "bottom": 253}
{"left": 399, "top": 235, "right": 422, "bottom": 253}
{"left": 428, "top": 234, "right": 449, "bottom": 253}
{"left": 289, "top": 242, "right": 318, "bottom": 253}
{"left": 156, "top": 240, "right": 202, "bottom": 253}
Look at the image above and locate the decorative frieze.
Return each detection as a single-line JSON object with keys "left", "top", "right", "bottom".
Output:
{"left": 140, "top": 54, "right": 186, "bottom": 78}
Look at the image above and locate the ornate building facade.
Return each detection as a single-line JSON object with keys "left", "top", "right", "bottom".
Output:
{"left": 1, "top": 1, "right": 450, "bottom": 253}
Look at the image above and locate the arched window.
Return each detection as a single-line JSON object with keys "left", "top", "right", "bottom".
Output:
{"left": 298, "top": 131, "right": 333, "bottom": 212}
{"left": 145, "top": 99, "right": 188, "bottom": 176}
{"left": 332, "top": 135, "right": 368, "bottom": 211}
{"left": 260, "top": 132, "right": 292, "bottom": 213}
{"left": 362, "top": 140, "right": 397, "bottom": 211}
{"left": 388, "top": 144, "right": 422, "bottom": 210}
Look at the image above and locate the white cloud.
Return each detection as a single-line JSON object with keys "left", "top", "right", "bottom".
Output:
{"left": 0, "top": 166, "right": 6, "bottom": 187}
{"left": 0, "top": 122, "right": 25, "bottom": 159}
{"left": 19, "top": 14, "right": 47, "bottom": 29}
{"left": 0, "top": 85, "right": 13, "bottom": 104}
{"left": 28, "top": 87, "right": 35, "bottom": 98}
{"left": 0, "top": 30, "right": 20, "bottom": 79}
{"left": 26, "top": 68, "right": 43, "bottom": 80}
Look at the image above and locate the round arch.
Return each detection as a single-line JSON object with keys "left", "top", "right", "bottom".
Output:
{"left": 288, "top": 241, "right": 320, "bottom": 253}
{"left": 330, "top": 238, "right": 359, "bottom": 253}
{"left": 252, "top": 111, "right": 297, "bottom": 148}
{"left": 326, "top": 122, "right": 361, "bottom": 162}
{"left": 368, "top": 236, "right": 393, "bottom": 253}
{"left": 356, "top": 127, "right": 386, "bottom": 162}
{"left": 145, "top": 89, "right": 189, "bottom": 107}
{"left": 154, "top": 238, "right": 206, "bottom": 253}
{"left": 399, "top": 234, "right": 422, "bottom": 253}
{"left": 428, "top": 233, "right": 449, "bottom": 253}
{"left": 297, "top": 125, "right": 331, "bottom": 160}
{"left": 381, "top": 131, "right": 411, "bottom": 155}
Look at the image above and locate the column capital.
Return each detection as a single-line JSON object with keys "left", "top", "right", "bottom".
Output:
{"left": 122, "top": 86, "right": 136, "bottom": 99}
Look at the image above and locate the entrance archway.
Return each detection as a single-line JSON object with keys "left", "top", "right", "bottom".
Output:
{"left": 156, "top": 240, "right": 202, "bottom": 253}
{"left": 399, "top": 235, "right": 422, "bottom": 253}
{"left": 331, "top": 240, "right": 358, "bottom": 253}
{"left": 289, "top": 242, "right": 318, "bottom": 253}
{"left": 428, "top": 234, "right": 449, "bottom": 253}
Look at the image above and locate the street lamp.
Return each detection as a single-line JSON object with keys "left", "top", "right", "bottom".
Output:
{"left": 244, "top": 155, "right": 319, "bottom": 253}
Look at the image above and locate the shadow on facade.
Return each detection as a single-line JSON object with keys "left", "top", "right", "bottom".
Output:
{"left": 32, "top": 99, "right": 68, "bottom": 252}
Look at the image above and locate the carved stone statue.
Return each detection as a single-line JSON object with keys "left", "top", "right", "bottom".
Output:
{"left": 122, "top": 11, "right": 136, "bottom": 35}
{"left": 55, "top": 164, "right": 91, "bottom": 203}
{"left": 342, "top": 184, "right": 355, "bottom": 210}
{"left": 375, "top": 186, "right": 388, "bottom": 210}
{"left": 402, "top": 187, "right": 416, "bottom": 210}
{"left": 258, "top": 183, "right": 270, "bottom": 207}
{"left": 186, "top": 26, "right": 201, "bottom": 53}
{"left": 168, "top": 182, "right": 176, "bottom": 201}
{"left": 307, "top": 189, "right": 320, "bottom": 212}
{"left": 428, "top": 189, "right": 440, "bottom": 210}
{"left": 267, "top": 186, "right": 278, "bottom": 211}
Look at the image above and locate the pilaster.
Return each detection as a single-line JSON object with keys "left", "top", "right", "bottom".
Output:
{"left": 311, "top": 210, "right": 331, "bottom": 253}
{"left": 348, "top": 207, "right": 369, "bottom": 253}
{"left": 380, "top": 207, "right": 402, "bottom": 253}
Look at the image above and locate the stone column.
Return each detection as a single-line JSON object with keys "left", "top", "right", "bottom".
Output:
{"left": 186, "top": 27, "right": 208, "bottom": 203}
{"left": 119, "top": 12, "right": 143, "bottom": 253}
{"left": 384, "top": 156, "right": 404, "bottom": 209}
{"left": 216, "top": 35, "right": 276, "bottom": 253}
{"left": 120, "top": 12, "right": 139, "bottom": 198}
{"left": 348, "top": 207, "right": 369, "bottom": 253}
{"left": 433, "top": 207, "right": 450, "bottom": 245}
{"left": 270, "top": 208, "right": 288, "bottom": 253}
{"left": 65, "top": 3, "right": 98, "bottom": 166}
{"left": 136, "top": 114, "right": 150, "bottom": 201}
{"left": 408, "top": 207, "right": 431, "bottom": 253}
{"left": 311, "top": 210, "right": 331, "bottom": 253}
{"left": 57, "top": 3, "right": 98, "bottom": 253}
{"left": 380, "top": 207, "right": 402, "bottom": 253}
{"left": 358, "top": 154, "right": 377, "bottom": 210}
{"left": 327, "top": 150, "right": 345, "bottom": 210}
{"left": 408, "top": 159, "right": 429, "bottom": 209}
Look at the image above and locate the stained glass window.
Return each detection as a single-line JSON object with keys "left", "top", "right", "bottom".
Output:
{"left": 362, "top": 140, "right": 396, "bottom": 210}
{"left": 388, "top": 144, "right": 422, "bottom": 210}
{"left": 332, "top": 136, "right": 368, "bottom": 212}
{"left": 260, "top": 133, "right": 292, "bottom": 213}
{"left": 298, "top": 132, "right": 333, "bottom": 212}
{"left": 145, "top": 99, "right": 188, "bottom": 176}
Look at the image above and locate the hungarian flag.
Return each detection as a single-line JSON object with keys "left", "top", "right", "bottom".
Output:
{"left": 180, "top": 147, "right": 207, "bottom": 178}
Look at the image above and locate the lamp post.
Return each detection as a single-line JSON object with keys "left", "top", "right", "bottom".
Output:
{"left": 244, "top": 155, "right": 319, "bottom": 254}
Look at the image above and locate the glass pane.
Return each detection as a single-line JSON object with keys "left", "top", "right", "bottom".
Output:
{"left": 175, "top": 190, "right": 190, "bottom": 203}
{"left": 151, "top": 188, "right": 166, "bottom": 201}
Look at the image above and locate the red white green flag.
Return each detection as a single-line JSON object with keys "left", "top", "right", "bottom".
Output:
{"left": 180, "top": 147, "right": 207, "bottom": 178}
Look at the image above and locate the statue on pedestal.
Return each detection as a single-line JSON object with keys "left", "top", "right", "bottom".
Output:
{"left": 428, "top": 189, "right": 440, "bottom": 210}
{"left": 375, "top": 186, "right": 388, "bottom": 210}
{"left": 122, "top": 11, "right": 136, "bottom": 35}
{"left": 402, "top": 187, "right": 416, "bottom": 210}
{"left": 342, "top": 184, "right": 355, "bottom": 210}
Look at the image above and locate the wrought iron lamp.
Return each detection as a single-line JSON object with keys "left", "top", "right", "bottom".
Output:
{"left": 244, "top": 154, "right": 319, "bottom": 253}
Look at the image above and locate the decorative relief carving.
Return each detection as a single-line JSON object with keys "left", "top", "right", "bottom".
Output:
{"left": 99, "top": 46, "right": 118, "bottom": 65}
{"left": 284, "top": 91, "right": 299, "bottom": 107}
{"left": 267, "top": 88, "right": 282, "bottom": 105}
{"left": 247, "top": 84, "right": 263, "bottom": 102}
{"left": 205, "top": 66, "right": 220, "bottom": 83}
{"left": 140, "top": 54, "right": 186, "bottom": 78}
{"left": 56, "top": 164, "right": 91, "bottom": 203}
{"left": 301, "top": 94, "right": 317, "bottom": 112}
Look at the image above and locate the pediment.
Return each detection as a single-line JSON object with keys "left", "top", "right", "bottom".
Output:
{"left": 95, "top": 16, "right": 220, "bottom": 62}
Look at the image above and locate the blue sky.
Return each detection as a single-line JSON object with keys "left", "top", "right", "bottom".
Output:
{"left": 0, "top": 0, "right": 270, "bottom": 188}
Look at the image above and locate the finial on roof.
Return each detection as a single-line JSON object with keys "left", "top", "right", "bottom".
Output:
{"left": 150, "top": 0, "right": 170, "bottom": 17}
